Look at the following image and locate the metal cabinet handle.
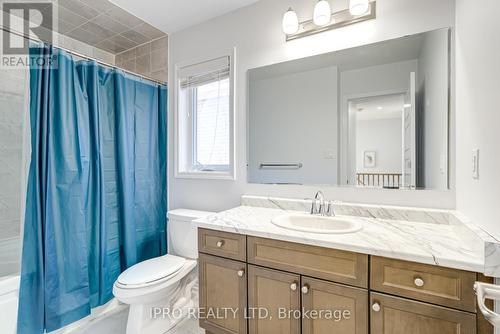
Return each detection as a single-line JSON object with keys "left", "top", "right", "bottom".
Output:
{"left": 301, "top": 284, "right": 309, "bottom": 294}
{"left": 216, "top": 240, "right": 224, "bottom": 248}
{"left": 237, "top": 269, "right": 245, "bottom": 277}
{"left": 414, "top": 277, "right": 425, "bottom": 287}
{"left": 290, "top": 282, "right": 298, "bottom": 291}
{"left": 372, "top": 302, "right": 381, "bottom": 312}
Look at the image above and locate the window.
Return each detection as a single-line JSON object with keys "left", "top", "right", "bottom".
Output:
{"left": 193, "top": 78, "right": 230, "bottom": 170}
{"left": 176, "top": 54, "right": 234, "bottom": 179}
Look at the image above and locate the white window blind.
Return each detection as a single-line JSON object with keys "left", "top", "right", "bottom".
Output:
{"left": 179, "top": 56, "right": 230, "bottom": 88}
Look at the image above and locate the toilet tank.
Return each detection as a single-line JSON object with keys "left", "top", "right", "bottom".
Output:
{"left": 167, "top": 209, "right": 214, "bottom": 259}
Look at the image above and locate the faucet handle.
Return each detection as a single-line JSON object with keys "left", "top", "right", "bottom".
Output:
{"left": 310, "top": 198, "right": 320, "bottom": 214}
{"left": 326, "top": 200, "right": 336, "bottom": 217}
{"left": 319, "top": 201, "right": 327, "bottom": 216}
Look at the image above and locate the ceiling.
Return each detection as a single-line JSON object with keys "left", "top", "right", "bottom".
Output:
{"left": 109, "top": 0, "right": 260, "bottom": 33}
{"left": 8, "top": 0, "right": 167, "bottom": 54}
{"left": 354, "top": 94, "right": 405, "bottom": 121}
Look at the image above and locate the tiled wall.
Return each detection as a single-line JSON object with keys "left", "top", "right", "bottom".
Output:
{"left": 115, "top": 36, "right": 168, "bottom": 83}
{"left": 2, "top": 9, "right": 117, "bottom": 64}
{"left": 0, "top": 59, "right": 27, "bottom": 276}
{"left": 0, "top": 30, "right": 115, "bottom": 277}
{"left": 7, "top": 0, "right": 167, "bottom": 55}
{"left": 58, "top": 34, "right": 115, "bottom": 64}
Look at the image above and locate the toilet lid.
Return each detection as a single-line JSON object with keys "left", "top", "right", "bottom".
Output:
{"left": 117, "top": 254, "right": 186, "bottom": 286}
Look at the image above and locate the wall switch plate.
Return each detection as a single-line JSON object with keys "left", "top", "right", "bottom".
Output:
{"left": 323, "top": 149, "right": 335, "bottom": 160}
{"left": 472, "top": 149, "right": 479, "bottom": 179}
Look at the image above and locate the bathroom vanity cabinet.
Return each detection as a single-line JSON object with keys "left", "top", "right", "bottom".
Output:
{"left": 198, "top": 228, "right": 491, "bottom": 334}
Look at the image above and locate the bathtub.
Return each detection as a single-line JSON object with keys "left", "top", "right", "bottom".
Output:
{"left": 0, "top": 274, "right": 128, "bottom": 334}
{"left": 0, "top": 275, "right": 20, "bottom": 334}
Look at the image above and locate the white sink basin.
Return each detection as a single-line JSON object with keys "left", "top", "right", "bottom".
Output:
{"left": 271, "top": 214, "right": 363, "bottom": 234}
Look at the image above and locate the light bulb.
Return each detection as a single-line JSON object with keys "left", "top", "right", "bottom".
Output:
{"left": 282, "top": 7, "right": 299, "bottom": 35}
{"left": 313, "top": 0, "right": 331, "bottom": 26}
{"left": 349, "top": 0, "right": 369, "bottom": 16}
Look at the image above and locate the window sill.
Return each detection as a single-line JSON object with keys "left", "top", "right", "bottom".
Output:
{"left": 174, "top": 170, "right": 235, "bottom": 181}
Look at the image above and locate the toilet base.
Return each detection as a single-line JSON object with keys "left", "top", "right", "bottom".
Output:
{"left": 124, "top": 269, "right": 198, "bottom": 334}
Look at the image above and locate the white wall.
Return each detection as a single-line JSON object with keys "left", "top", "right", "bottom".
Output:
{"left": 456, "top": 0, "right": 500, "bottom": 240}
{"left": 417, "top": 29, "right": 449, "bottom": 190}
{"left": 169, "top": 0, "right": 456, "bottom": 212}
{"left": 341, "top": 60, "right": 417, "bottom": 98}
{"left": 249, "top": 66, "right": 338, "bottom": 184}
{"left": 356, "top": 118, "right": 402, "bottom": 174}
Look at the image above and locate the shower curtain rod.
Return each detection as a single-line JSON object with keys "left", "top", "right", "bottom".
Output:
{"left": 0, "top": 25, "right": 167, "bottom": 86}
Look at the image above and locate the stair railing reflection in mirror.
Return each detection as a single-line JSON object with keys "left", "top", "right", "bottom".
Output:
{"left": 356, "top": 173, "right": 402, "bottom": 189}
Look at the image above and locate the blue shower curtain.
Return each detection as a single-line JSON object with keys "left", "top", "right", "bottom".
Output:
{"left": 17, "top": 45, "right": 167, "bottom": 334}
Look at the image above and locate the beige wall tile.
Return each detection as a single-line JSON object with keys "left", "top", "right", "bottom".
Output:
{"left": 151, "top": 36, "right": 168, "bottom": 51}
{"left": 151, "top": 48, "right": 167, "bottom": 71}
{"left": 114, "top": 38, "right": 168, "bottom": 83}
{"left": 116, "top": 48, "right": 136, "bottom": 64}
{"left": 92, "top": 48, "right": 115, "bottom": 64}
{"left": 135, "top": 43, "right": 151, "bottom": 57}
{"left": 122, "top": 60, "right": 136, "bottom": 72}
{"left": 136, "top": 54, "right": 151, "bottom": 74}
{"left": 150, "top": 69, "right": 167, "bottom": 83}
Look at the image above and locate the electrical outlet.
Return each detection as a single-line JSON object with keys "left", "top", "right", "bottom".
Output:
{"left": 472, "top": 149, "right": 479, "bottom": 179}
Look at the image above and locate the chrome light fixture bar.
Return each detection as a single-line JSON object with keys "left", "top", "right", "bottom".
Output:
{"left": 285, "top": 1, "right": 376, "bottom": 42}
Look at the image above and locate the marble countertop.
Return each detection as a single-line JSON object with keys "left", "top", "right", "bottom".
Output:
{"left": 194, "top": 205, "right": 485, "bottom": 273}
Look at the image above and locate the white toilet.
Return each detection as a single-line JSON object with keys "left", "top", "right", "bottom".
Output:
{"left": 113, "top": 209, "right": 213, "bottom": 334}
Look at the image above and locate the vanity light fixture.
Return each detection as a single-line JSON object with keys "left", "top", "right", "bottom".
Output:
{"left": 349, "top": 0, "right": 370, "bottom": 16}
{"left": 313, "top": 0, "right": 332, "bottom": 26}
{"left": 282, "top": 7, "right": 299, "bottom": 35}
{"left": 283, "top": 0, "right": 376, "bottom": 41}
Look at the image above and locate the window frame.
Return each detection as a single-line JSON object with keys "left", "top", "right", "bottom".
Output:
{"left": 174, "top": 48, "right": 236, "bottom": 180}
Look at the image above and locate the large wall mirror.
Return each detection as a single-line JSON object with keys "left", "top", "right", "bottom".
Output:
{"left": 247, "top": 28, "right": 450, "bottom": 190}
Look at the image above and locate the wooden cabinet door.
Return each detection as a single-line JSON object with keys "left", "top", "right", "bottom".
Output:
{"left": 248, "top": 265, "right": 301, "bottom": 334}
{"left": 370, "top": 292, "right": 476, "bottom": 334}
{"left": 199, "top": 253, "right": 247, "bottom": 334}
{"left": 301, "top": 277, "right": 368, "bottom": 334}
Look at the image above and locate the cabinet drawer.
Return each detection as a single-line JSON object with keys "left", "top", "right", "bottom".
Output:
{"left": 247, "top": 236, "right": 368, "bottom": 288}
{"left": 371, "top": 256, "right": 476, "bottom": 312}
{"left": 370, "top": 292, "right": 476, "bottom": 334}
{"left": 198, "top": 228, "right": 246, "bottom": 261}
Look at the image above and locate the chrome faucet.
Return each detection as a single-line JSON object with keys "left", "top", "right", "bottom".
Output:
{"left": 310, "top": 191, "right": 335, "bottom": 216}
{"left": 310, "top": 191, "right": 324, "bottom": 215}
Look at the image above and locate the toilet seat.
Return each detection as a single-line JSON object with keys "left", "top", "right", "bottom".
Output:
{"left": 113, "top": 258, "right": 197, "bottom": 304}
{"left": 116, "top": 254, "right": 186, "bottom": 289}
